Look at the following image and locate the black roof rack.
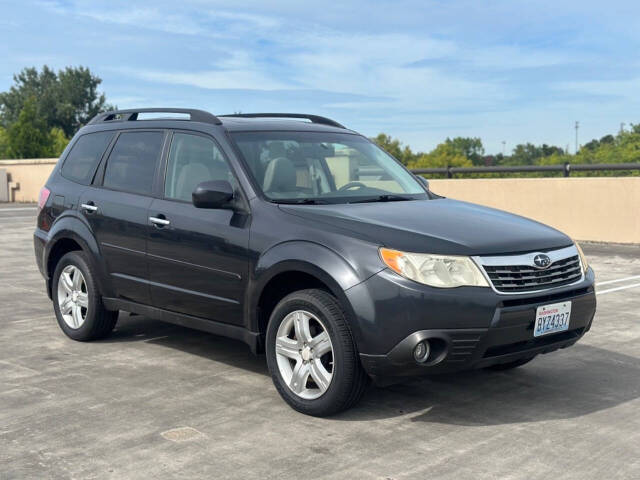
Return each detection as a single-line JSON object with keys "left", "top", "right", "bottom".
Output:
{"left": 88, "top": 108, "right": 222, "bottom": 125}
{"left": 219, "top": 113, "right": 345, "bottom": 129}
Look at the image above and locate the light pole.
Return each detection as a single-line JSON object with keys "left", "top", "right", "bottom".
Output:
{"left": 501, "top": 141, "right": 506, "bottom": 155}
{"left": 575, "top": 121, "right": 579, "bottom": 154}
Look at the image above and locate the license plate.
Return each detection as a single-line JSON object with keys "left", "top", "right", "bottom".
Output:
{"left": 534, "top": 301, "right": 571, "bottom": 337}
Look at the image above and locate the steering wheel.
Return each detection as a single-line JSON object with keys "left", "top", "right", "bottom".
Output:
{"left": 338, "top": 181, "right": 367, "bottom": 192}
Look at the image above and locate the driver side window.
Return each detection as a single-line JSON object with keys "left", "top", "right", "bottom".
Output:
{"left": 164, "top": 133, "right": 236, "bottom": 202}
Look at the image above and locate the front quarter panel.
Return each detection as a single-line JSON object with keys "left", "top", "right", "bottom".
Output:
{"left": 245, "top": 200, "right": 391, "bottom": 342}
{"left": 248, "top": 241, "right": 362, "bottom": 331}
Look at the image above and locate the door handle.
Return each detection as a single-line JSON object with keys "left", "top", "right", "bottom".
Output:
{"left": 149, "top": 216, "right": 170, "bottom": 227}
{"left": 81, "top": 203, "right": 98, "bottom": 212}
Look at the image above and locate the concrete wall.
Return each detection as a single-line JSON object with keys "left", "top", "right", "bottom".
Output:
{"left": 0, "top": 159, "right": 58, "bottom": 203}
{"left": 1, "top": 158, "right": 638, "bottom": 243}
{"left": 430, "top": 177, "right": 640, "bottom": 244}
{"left": 0, "top": 168, "right": 8, "bottom": 202}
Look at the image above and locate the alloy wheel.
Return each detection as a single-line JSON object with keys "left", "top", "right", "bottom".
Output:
{"left": 57, "top": 265, "right": 89, "bottom": 329}
{"left": 275, "top": 310, "right": 334, "bottom": 400}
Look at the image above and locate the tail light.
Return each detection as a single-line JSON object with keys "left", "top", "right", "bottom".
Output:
{"left": 37, "top": 187, "right": 52, "bottom": 231}
{"left": 38, "top": 187, "right": 51, "bottom": 211}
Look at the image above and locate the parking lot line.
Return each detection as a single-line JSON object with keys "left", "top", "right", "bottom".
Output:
{"left": 0, "top": 207, "right": 37, "bottom": 211}
{"left": 597, "top": 282, "right": 640, "bottom": 295}
{"left": 596, "top": 275, "right": 640, "bottom": 286}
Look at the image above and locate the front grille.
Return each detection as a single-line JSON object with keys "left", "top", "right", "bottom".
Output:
{"left": 481, "top": 254, "right": 582, "bottom": 293}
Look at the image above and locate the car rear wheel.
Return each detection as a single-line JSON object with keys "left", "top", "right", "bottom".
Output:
{"left": 52, "top": 251, "right": 118, "bottom": 341}
{"left": 266, "top": 289, "right": 368, "bottom": 416}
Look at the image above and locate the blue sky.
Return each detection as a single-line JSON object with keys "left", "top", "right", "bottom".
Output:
{"left": 1, "top": 0, "right": 639, "bottom": 153}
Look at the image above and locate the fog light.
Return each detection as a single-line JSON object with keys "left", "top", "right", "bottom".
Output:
{"left": 413, "top": 340, "right": 431, "bottom": 363}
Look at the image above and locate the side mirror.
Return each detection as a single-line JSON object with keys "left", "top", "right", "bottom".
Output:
{"left": 192, "top": 180, "right": 234, "bottom": 209}
{"left": 417, "top": 176, "right": 429, "bottom": 190}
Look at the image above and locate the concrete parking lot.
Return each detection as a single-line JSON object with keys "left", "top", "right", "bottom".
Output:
{"left": 1, "top": 205, "right": 639, "bottom": 480}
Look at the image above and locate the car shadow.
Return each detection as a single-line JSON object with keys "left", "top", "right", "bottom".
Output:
{"left": 102, "top": 314, "right": 639, "bottom": 426}
{"left": 334, "top": 343, "right": 640, "bottom": 425}
{"left": 98, "top": 313, "right": 269, "bottom": 376}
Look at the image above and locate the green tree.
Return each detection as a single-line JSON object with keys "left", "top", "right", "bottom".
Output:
{"left": 6, "top": 97, "right": 52, "bottom": 158}
{"left": 409, "top": 142, "right": 472, "bottom": 169}
{"left": 445, "top": 137, "right": 485, "bottom": 165}
{"left": 540, "top": 144, "right": 564, "bottom": 156}
{"left": 0, "top": 65, "right": 113, "bottom": 137}
{"left": 506, "top": 143, "right": 542, "bottom": 165}
{"left": 583, "top": 134, "right": 615, "bottom": 152}
{"left": 372, "top": 133, "right": 416, "bottom": 165}
{"left": 0, "top": 126, "right": 9, "bottom": 158}
{"left": 576, "top": 125, "right": 640, "bottom": 168}
{"left": 538, "top": 152, "right": 571, "bottom": 166}
{"left": 49, "top": 127, "right": 69, "bottom": 157}
{"left": 4, "top": 97, "right": 69, "bottom": 159}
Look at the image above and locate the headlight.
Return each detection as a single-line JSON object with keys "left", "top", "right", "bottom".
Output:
{"left": 575, "top": 242, "right": 589, "bottom": 273}
{"left": 379, "top": 248, "right": 489, "bottom": 288}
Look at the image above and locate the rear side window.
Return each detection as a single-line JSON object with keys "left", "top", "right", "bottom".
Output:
{"left": 164, "top": 133, "right": 236, "bottom": 202}
{"left": 61, "top": 131, "right": 114, "bottom": 184}
{"left": 103, "top": 131, "right": 164, "bottom": 195}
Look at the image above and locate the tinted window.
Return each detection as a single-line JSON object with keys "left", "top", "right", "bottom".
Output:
{"left": 165, "top": 133, "right": 236, "bottom": 202}
{"left": 61, "top": 131, "right": 114, "bottom": 184}
{"left": 103, "top": 131, "right": 164, "bottom": 195}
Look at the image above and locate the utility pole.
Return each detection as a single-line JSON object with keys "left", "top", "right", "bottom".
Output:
{"left": 501, "top": 141, "right": 506, "bottom": 155}
{"left": 575, "top": 121, "right": 579, "bottom": 154}
{"left": 620, "top": 123, "right": 625, "bottom": 134}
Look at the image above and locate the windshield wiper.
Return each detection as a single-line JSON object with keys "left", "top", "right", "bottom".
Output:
{"left": 271, "top": 198, "right": 329, "bottom": 205}
{"left": 348, "top": 194, "right": 414, "bottom": 204}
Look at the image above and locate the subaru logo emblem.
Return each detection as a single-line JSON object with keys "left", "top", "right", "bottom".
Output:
{"left": 533, "top": 253, "right": 551, "bottom": 269}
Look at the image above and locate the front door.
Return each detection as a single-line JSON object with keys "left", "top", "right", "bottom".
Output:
{"left": 146, "top": 132, "right": 250, "bottom": 325}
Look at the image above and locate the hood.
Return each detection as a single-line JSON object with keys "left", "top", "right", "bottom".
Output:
{"left": 279, "top": 198, "right": 572, "bottom": 256}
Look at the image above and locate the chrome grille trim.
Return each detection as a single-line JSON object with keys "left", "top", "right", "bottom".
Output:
{"left": 472, "top": 245, "right": 584, "bottom": 295}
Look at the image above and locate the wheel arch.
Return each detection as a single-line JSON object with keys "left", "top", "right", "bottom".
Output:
{"left": 248, "top": 241, "right": 363, "bottom": 352}
{"left": 45, "top": 216, "right": 113, "bottom": 298}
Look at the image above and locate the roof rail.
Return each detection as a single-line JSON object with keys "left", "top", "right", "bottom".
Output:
{"left": 219, "top": 113, "right": 345, "bottom": 129}
{"left": 88, "top": 108, "right": 222, "bottom": 126}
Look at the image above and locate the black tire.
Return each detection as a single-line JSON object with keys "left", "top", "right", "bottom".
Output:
{"left": 51, "top": 251, "right": 118, "bottom": 341}
{"left": 265, "top": 289, "right": 368, "bottom": 416}
{"left": 485, "top": 356, "right": 536, "bottom": 371}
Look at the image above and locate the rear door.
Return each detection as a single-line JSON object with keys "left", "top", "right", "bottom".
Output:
{"left": 79, "top": 130, "right": 166, "bottom": 304}
{"left": 146, "top": 131, "right": 250, "bottom": 325}
{"left": 52, "top": 130, "right": 116, "bottom": 221}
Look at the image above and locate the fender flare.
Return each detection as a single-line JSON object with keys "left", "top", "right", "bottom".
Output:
{"left": 246, "top": 241, "right": 364, "bottom": 341}
{"left": 44, "top": 213, "right": 114, "bottom": 297}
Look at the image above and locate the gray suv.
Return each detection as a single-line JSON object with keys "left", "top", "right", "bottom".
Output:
{"left": 34, "top": 109, "right": 597, "bottom": 416}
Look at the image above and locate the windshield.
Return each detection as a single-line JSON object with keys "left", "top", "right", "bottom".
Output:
{"left": 230, "top": 131, "right": 428, "bottom": 203}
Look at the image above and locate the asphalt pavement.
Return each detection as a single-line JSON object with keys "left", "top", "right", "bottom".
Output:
{"left": 1, "top": 204, "right": 639, "bottom": 479}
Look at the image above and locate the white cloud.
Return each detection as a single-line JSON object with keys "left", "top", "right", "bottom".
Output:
{"left": 28, "top": 0, "right": 640, "bottom": 153}
{"left": 107, "top": 95, "right": 150, "bottom": 106}
{"left": 553, "top": 78, "right": 640, "bottom": 98}
{"left": 464, "top": 45, "right": 575, "bottom": 69}
{"left": 115, "top": 66, "right": 288, "bottom": 91}
{"left": 38, "top": 1, "right": 282, "bottom": 37}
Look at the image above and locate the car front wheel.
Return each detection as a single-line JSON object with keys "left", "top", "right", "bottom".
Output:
{"left": 266, "top": 289, "right": 368, "bottom": 416}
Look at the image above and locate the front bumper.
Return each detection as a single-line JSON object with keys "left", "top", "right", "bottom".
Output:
{"left": 346, "top": 267, "right": 596, "bottom": 380}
